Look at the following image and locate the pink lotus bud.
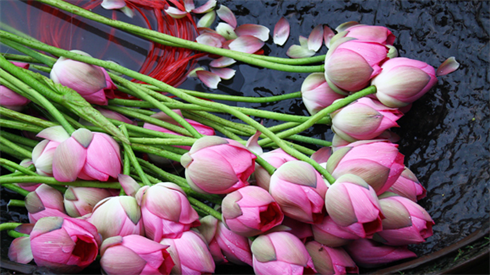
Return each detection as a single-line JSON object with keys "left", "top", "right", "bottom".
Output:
{"left": 160, "top": 230, "right": 216, "bottom": 274}
{"left": 344, "top": 238, "right": 417, "bottom": 268}
{"left": 100, "top": 235, "right": 174, "bottom": 275}
{"left": 88, "top": 196, "right": 144, "bottom": 239}
{"left": 389, "top": 167, "right": 427, "bottom": 202}
{"left": 52, "top": 128, "right": 121, "bottom": 182}
{"left": 144, "top": 110, "right": 214, "bottom": 165}
{"left": 251, "top": 232, "right": 315, "bottom": 275}
{"left": 326, "top": 140, "right": 405, "bottom": 195}
{"left": 331, "top": 97, "right": 403, "bottom": 142}
{"left": 254, "top": 148, "right": 297, "bottom": 191}
{"left": 180, "top": 136, "right": 257, "bottom": 194}
{"left": 222, "top": 186, "right": 284, "bottom": 237}
{"left": 301, "top": 72, "right": 346, "bottom": 115}
{"left": 198, "top": 215, "right": 253, "bottom": 266}
{"left": 29, "top": 216, "right": 101, "bottom": 273}
{"left": 50, "top": 50, "right": 116, "bottom": 105}
{"left": 371, "top": 57, "right": 438, "bottom": 107}
{"left": 311, "top": 215, "right": 359, "bottom": 247}
{"left": 8, "top": 236, "right": 33, "bottom": 264}
{"left": 374, "top": 193, "right": 434, "bottom": 246}
{"left": 305, "top": 240, "right": 359, "bottom": 274}
{"left": 25, "top": 184, "right": 69, "bottom": 223}
{"left": 324, "top": 174, "right": 384, "bottom": 238}
{"left": 325, "top": 39, "right": 389, "bottom": 94}
{"left": 269, "top": 161, "right": 327, "bottom": 224}
{"left": 63, "top": 186, "right": 113, "bottom": 217}
{"left": 32, "top": 141, "right": 60, "bottom": 177}
{"left": 0, "top": 62, "right": 30, "bottom": 111}
{"left": 281, "top": 216, "right": 313, "bottom": 243}
{"left": 135, "top": 182, "right": 200, "bottom": 241}
{"left": 338, "top": 22, "right": 396, "bottom": 45}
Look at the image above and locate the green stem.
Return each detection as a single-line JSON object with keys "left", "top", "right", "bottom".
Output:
{"left": 188, "top": 197, "right": 222, "bottom": 221}
{"left": 0, "top": 222, "right": 22, "bottom": 231}
{"left": 119, "top": 125, "right": 150, "bottom": 186}
{"left": 8, "top": 199, "right": 25, "bottom": 208}
{"left": 8, "top": 230, "right": 29, "bottom": 238}
{"left": 0, "top": 106, "right": 58, "bottom": 128}
{"left": 0, "top": 159, "right": 36, "bottom": 176}
{"left": 36, "top": 0, "right": 324, "bottom": 73}
{"left": 0, "top": 118, "right": 47, "bottom": 133}
{"left": 130, "top": 144, "right": 183, "bottom": 163}
{"left": 3, "top": 184, "right": 30, "bottom": 196}
{"left": 128, "top": 138, "right": 195, "bottom": 146}
{"left": 0, "top": 131, "right": 40, "bottom": 148}
{"left": 0, "top": 137, "right": 32, "bottom": 159}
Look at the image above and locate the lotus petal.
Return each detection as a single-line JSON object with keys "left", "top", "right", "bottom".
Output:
{"left": 196, "top": 33, "right": 224, "bottom": 48}
{"left": 273, "top": 17, "right": 290, "bottom": 46}
{"left": 196, "top": 70, "right": 221, "bottom": 89}
{"left": 324, "top": 26, "right": 335, "bottom": 48}
{"left": 183, "top": 0, "right": 195, "bottom": 12}
{"left": 436, "top": 56, "right": 459, "bottom": 76}
{"left": 187, "top": 67, "right": 206, "bottom": 77}
{"left": 52, "top": 138, "right": 87, "bottom": 182}
{"left": 286, "top": 44, "right": 316, "bottom": 58}
{"left": 235, "top": 24, "right": 270, "bottom": 42}
{"left": 165, "top": 7, "right": 188, "bottom": 19}
{"left": 216, "top": 5, "right": 237, "bottom": 28}
{"left": 192, "top": 0, "right": 217, "bottom": 14}
{"left": 308, "top": 24, "right": 324, "bottom": 52}
{"left": 101, "top": 0, "right": 126, "bottom": 10}
{"left": 229, "top": 36, "right": 264, "bottom": 53}
{"left": 210, "top": 57, "right": 236, "bottom": 68}
{"left": 216, "top": 22, "right": 237, "bottom": 40}
{"left": 36, "top": 126, "right": 70, "bottom": 143}
{"left": 210, "top": 67, "right": 236, "bottom": 80}
{"left": 197, "top": 11, "right": 216, "bottom": 28}
{"left": 245, "top": 130, "right": 263, "bottom": 155}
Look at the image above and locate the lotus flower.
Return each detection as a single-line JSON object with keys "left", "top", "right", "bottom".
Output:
{"left": 305, "top": 240, "right": 359, "bottom": 274}
{"left": 222, "top": 186, "right": 284, "bottom": 237}
{"left": 50, "top": 50, "right": 117, "bottom": 105}
{"left": 371, "top": 57, "right": 438, "bottom": 107}
{"left": 25, "top": 184, "right": 69, "bottom": 223}
{"left": 180, "top": 136, "right": 257, "bottom": 194}
{"left": 389, "top": 167, "right": 427, "bottom": 202}
{"left": 251, "top": 232, "right": 315, "bottom": 275}
{"left": 63, "top": 186, "right": 113, "bottom": 217}
{"left": 100, "top": 235, "right": 174, "bottom": 275}
{"left": 301, "top": 72, "right": 346, "bottom": 116}
{"left": 344, "top": 238, "right": 417, "bottom": 268}
{"left": 324, "top": 174, "right": 385, "bottom": 239}
{"left": 254, "top": 148, "right": 297, "bottom": 191}
{"left": 311, "top": 215, "right": 360, "bottom": 247}
{"left": 135, "top": 182, "right": 200, "bottom": 241}
{"left": 336, "top": 22, "right": 396, "bottom": 45}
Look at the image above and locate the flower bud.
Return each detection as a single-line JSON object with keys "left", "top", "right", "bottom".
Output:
{"left": 135, "top": 182, "right": 200, "bottom": 241}
{"left": 269, "top": 161, "right": 327, "bottom": 224}
{"left": 324, "top": 174, "right": 384, "bottom": 238}
{"left": 251, "top": 232, "right": 315, "bottom": 275}
{"left": 222, "top": 186, "right": 284, "bottom": 237}
{"left": 181, "top": 136, "right": 256, "bottom": 194}
{"left": 371, "top": 57, "right": 438, "bottom": 107}
{"left": 50, "top": 50, "right": 116, "bottom": 105}
{"left": 63, "top": 186, "right": 113, "bottom": 217}
{"left": 389, "top": 167, "right": 427, "bottom": 202}
{"left": 305, "top": 240, "right": 358, "bottom": 275}
{"left": 331, "top": 97, "right": 403, "bottom": 142}
{"left": 160, "top": 230, "right": 216, "bottom": 274}
{"left": 25, "top": 184, "right": 69, "bottom": 223}
{"left": 374, "top": 193, "right": 434, "bottom": 246}
{"left": 337, "top": 22, "right": 396, "bottom": 45}
{"left": 0, "top": 62, "right": 30, "bottom": 111}
{"left": 100, "top": 235, "right": 174, "bottom": 275}
{"left": 88, "top": 196, "right": 144, "bottom": 239}
{"left": 301, "top": 72, "right": 345, "bottom": 115}
{"left": 311, "top": 215, "right": 359, "bottom": 247}
{"left": 254, "top": 148, "right": 297, "bottom": 191}
{"left": 344, "top": 238, "right": 417, "bottom": 268}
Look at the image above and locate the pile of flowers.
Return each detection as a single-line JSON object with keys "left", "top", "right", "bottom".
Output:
{"left": 0, "top": 0, "right": 459, "bottom": 274}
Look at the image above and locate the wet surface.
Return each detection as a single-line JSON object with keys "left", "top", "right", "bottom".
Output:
{"left": 1, "top": 0, "right": 489, "bottom": 273}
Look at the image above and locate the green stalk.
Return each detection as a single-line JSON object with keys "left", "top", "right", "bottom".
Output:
{"left": 0, "top": 106, "right": 57, "bottom": 128}
{"left": 8, "top": 230, "right": 29, "bottom": 238}
{"left": 188, "top": 197, "right": 222, "bottom": 221}
{"left": 130, "top": 144, "right": 182, "bottom": 163}
{"left": 0, "top": 137, "right": 32, "bottom": 159}
{"left": 0, "top": 222, "right": 22, "bottom": 232}
{"left": 36, "top": 0, "right": 324, "bottom": 73}
{"left": 128, "top": 138, "right": 195, "bottom": 146}
{"left": 0, "top": 176, "right": 121, "bottom": 189}
{"left": 8, "top": 199, "right": 25, "bottom": 208}
{"left": 0, "top": 119, "right": 45, "bottom": 133}
{"left": 0, "top": 132, "right": 39, "bottom": 148}
{"left": 3, "top": 184, "right": 30, "bottom": 196}
{"left": 119, "top": 125, "right": 150, "bottom": 186}
{"left": 0, "top": 159, "right": 36, "bottom": 176}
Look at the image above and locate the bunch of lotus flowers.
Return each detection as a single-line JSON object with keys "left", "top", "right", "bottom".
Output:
{"left": 0, "top": 0, "right": 461, "bottom": 274}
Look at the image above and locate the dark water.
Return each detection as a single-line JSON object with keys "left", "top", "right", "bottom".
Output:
{"left": 1, "top": 0, "right": 489, "bottom": 273}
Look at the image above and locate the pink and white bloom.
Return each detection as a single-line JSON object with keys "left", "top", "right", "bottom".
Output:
{"left": 305, "top": 241, "right": 359, "bottom": 275}
{"left": 251, "top": 232, "right": 315, "bottom": 275}
{"left": 50, "top": 50, "right": 117, "bottom": 105}
{"left": 301, "top": 72, "right": 346, "bottom": 116}
{"left": 326, "top": 140, "right": 405, "bottom": 195}
{"left": 371, "top": 57, "right": 438, "bottom": 107}
{"left": 160, "top": 230, "right": 216, "bottom": 274}
{"left": 375, "top": 193, "right": 434, "bottom": 246}
{"left": 52, "top": 128, "right": 121, "bottom": 182}
{"left": 11, "top": 216, "right": 102, "bottom": 273}
{"left": 0, "top": 62, "right": 30, "bottom": 111}
{"left": 180, "top": 136, "right": 257, "bottom": 194}
{"left": 135, "top": 182, "right": 200, "bottom": 241}
{"left": 324, "top": 174, "right": 385, "bottom": 239}
{"left": 88, "top": 196, "right": 144, "bottom": 239}
{"left": 344, "top": 238, "right": 417, "bottom": 268}
{"left": 222, "top": 186, "right": 284, "bottom": 237}
{"left": 324, "top": 39, "right": 389, "bottom": 94}
{"left": 389, "top": 167, "right": 427, "bottom": 202}
{"left": 331, "top": 97, "right": 403, "bottom": 142}
{"left": 25, "top": 184, "right": 69, "bottom": 223}
{"left": 198, "top": 215, "right": 253, "bottom": 266}
{"left": 100, "top": 235, "right": 174, "bottom": 275}
{"left": 31, "top": 126, "right": 69, "bottom": 176}
{"left": 63, "top": 186, "right": 113, "bottom": 217}
{"left": 269, "top": 161, "right": 328, "bottom": 224}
